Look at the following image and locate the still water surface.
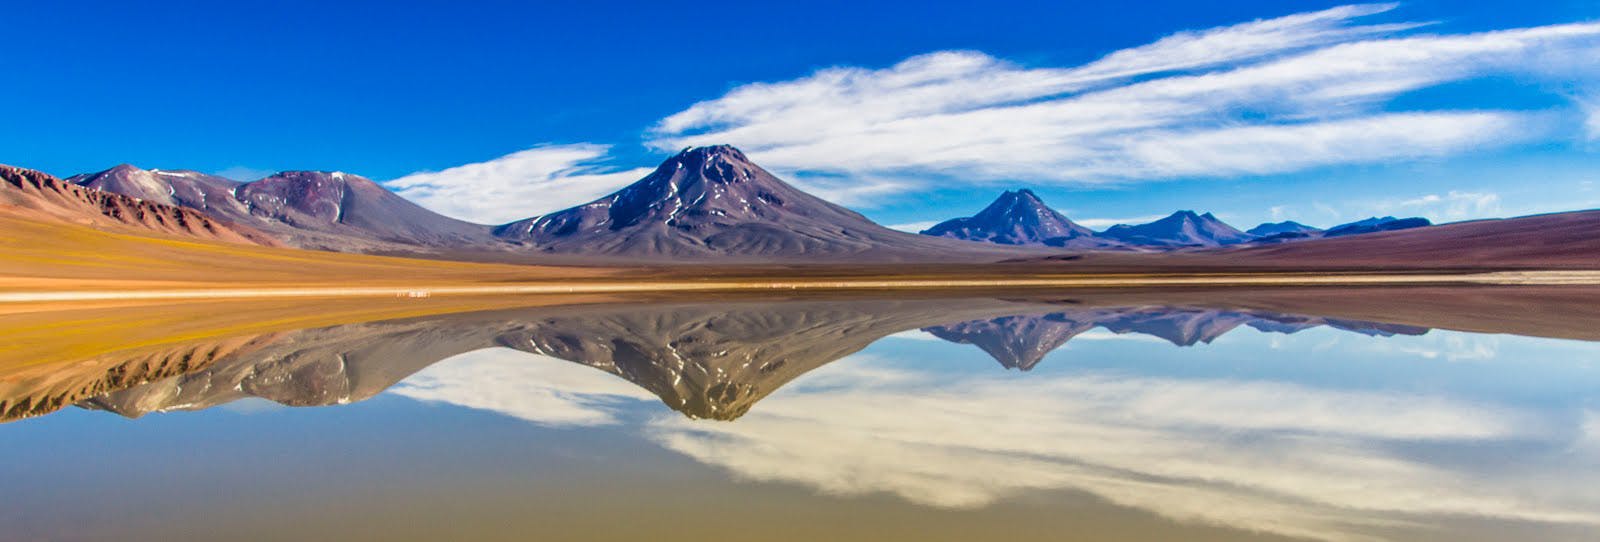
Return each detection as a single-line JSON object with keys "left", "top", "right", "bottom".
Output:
{"left": 3, "top": 290, "right": 1600, "bottom": 541}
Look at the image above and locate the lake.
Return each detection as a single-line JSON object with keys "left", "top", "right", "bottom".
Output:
{"left": 4, "top": 287, "right": 1600, "bottom": 541}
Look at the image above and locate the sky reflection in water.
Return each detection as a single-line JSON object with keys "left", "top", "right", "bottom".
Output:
{"left": 3, "top": 294, "right": 1600, "bottom": 542}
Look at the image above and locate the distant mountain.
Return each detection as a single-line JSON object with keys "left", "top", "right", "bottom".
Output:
{"left": 1215, "top": 210, "right": 1600, "bottom": 269}
{"left": 67, "top": 164, "right": 241, "bottom": 211}
{"left": 1247, "top": 220, "right": 1321, "bottom": 237}
{"left": 920, "top": 189, "right": 1114, "bottom": 248}
{"left": 1324, "top": 216, "right": 1431, "bottom": 238}
{"left": 68, "top": 164, "right": 497, "bottom": 252}
{"left": 1249, "top": 216, "right": 1432, "bottom": 245}
{"left": 1, "top": 164, "right": 277, "bottom": 246}
{"left": 1100, "top": 210, "right": 1255, "bottom": 248}
{"left": 237, "top": 170, "right": 495, "bottom": 248}
{"left": 494, "top": 145, "right": 1045, "bottom": 262}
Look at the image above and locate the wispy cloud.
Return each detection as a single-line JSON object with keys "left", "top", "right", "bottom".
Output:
{"left": 1075, "top": 215, "right": 1168, "bottom": 228}
{"left": 1581, "top": 94, "right": 1600, "bottom": 141}
{"left": 1362, "top": 333, "right": 1501, "bottom": 362}
{"left": 213, "top": 166, "right": 273, "bottom": 182}
{"left": 385, "top": 144, "right": 653, "bottom": 224}
{"left": 885, "top": 221, "right": 938, "bottom": 233}
{"left": 648, "top": 6, "right": 1600, "bottom": 198}
{"left": 1375, "top": 190, "right": 1504, "bottom": 221}
{"left": 389, "top": 347, "right": 656, "bottom": 427}
{"left": 649, "top": 359, "right": 1599, "bottom": 542}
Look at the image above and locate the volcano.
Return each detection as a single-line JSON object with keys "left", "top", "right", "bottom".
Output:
{"left": 493, "top": 145, "right": 1047, "bottom": 262}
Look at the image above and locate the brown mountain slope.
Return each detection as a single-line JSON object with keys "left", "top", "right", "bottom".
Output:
{"left": 1213, "top": 210, "right": 1600, "bottom": 270}
{"left": 1017, "top": 210, "right": 1600, "bottom": 271}
{"left": 68, "top": 164, "right": 501, "bottom": 253}
{"left": 0, "top": 164, "right": 279, "bottom": 246}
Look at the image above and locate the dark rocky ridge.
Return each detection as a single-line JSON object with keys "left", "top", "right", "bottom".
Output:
{"left": 1325, "top": 216, "right": 1432, "bottom": 238}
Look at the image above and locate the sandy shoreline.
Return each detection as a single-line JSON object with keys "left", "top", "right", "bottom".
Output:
{"left": 4, "top": 270, "right": 1599, "bottom": 303}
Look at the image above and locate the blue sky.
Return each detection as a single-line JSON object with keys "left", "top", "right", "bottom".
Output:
{"left": 4, "top": 0, "right": 1598, "bottom": 230}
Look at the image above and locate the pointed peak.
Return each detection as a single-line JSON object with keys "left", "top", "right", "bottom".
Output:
{"left": 998, "top": 188, "right": 1044, "bottom": 202}
{"left": 674, "top": 144, "right": 750, "bottom": 162}
{"left": 105, "top": 163, "right": 147, "bottom": 175}
{"left": 1164, "top": 210, "right": 1224, "bottom": 223}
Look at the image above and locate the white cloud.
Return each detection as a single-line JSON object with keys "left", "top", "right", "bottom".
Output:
{"left": 1363, "top": 333, "right": 1501, "bottom": 362}
{"left": 654, "top": 4, "right": 1411, "bottom": 139}
{"left": 1314, "top": 201, "right": 1343, "bottom": 221}
{"left": 1377, "top": 189, "right": 1504, "bottom": 221}
{"left": 648, "top": 359, "right": 1600, "bottom": 541}
{"left": 1061, "top": 3, "right": 1420, "bottom": 83}
{"left": 648, "top": 8, "right": 1600, "bottom": 191}
{"left": 1075, "top": 214, "right": 1168, "bottom": 228}
{"left": 1069, "top": 329, "right": 1169, "bottom": 342}
{"left": 1581, "top": 95, "right": 1600, "bottom": 140}
{"left": 382, "top": 333, "right": 1600, "bottom": 541}
{"left": 213, "top": 166, "right": 273, "bottom": 182}
{"left": 1113, "top": 113, "right": 1540, "bottom": 178}
{"left": 885, "top": 221, "right": 938, "bottom": 233}
{"left": 786, "top": 172, "right": 920, "bottom": 208}
{"left": 389, "top": 347, "right": 657, "bottom": 427}
{"left": 385, "top": 144, "right": 653, "bottom": 224}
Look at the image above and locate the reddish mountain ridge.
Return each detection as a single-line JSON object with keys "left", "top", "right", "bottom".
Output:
{"left": 69, "top": 165, "right": 498, "bottom": 253}
{"left": 1, "top": 164, "right": 279, "bottom": 246}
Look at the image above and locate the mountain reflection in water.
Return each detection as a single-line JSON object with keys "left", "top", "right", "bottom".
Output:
{"left": 4, "top": 287, "right": 1600, "bottom": 542}
{"left": 5, "top": 290, "right": 1519, "bottom": 423}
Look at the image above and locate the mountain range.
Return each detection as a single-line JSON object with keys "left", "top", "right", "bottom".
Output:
{"left": 492, "top": 145, "right": 1039, "bottom": 262}
{"left": 66, "top": 164, "right": 496, "bottom": 252}
{"left": 1, "top": 164, "right": 278, "bottom": 246}
{"left": 922, "top": 190, "right": 1435, "bottom": 250}
{"left": 1, "top": 144, "right": 1592, "bottom": 267}
{"left": 0, "top": 297, "right": 1456, "bottom": 423}
{"left": 20, "top": 146, "right": 1043, "bottom": 262}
